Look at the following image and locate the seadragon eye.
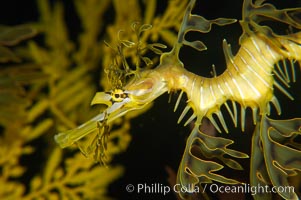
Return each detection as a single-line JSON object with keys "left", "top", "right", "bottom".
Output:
{"left": 111, "top": 89, "right": 128, "bottom": 102}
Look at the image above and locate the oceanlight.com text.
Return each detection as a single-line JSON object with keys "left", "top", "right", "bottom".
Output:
{"left": 204, "top": 183, "right": 295, "bottom": 196}
{"left": 125, "top": 182, "right": 295, "bottom": 196}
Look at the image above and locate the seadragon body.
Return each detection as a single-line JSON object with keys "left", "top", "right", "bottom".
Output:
{"left": 55, "top": 0, "right": 301, "bottom": 199}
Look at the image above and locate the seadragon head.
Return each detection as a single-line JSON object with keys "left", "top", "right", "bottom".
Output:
{"left": 91, "top": 69, "right": 168, "bottom": 123}
{"left": 54, "top": 23, "right": 168, "bottom": 162}
{"left": 54, "top": 68, "right": 168, "bottom": 163}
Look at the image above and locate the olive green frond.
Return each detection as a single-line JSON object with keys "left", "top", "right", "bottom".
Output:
{"left": 0, "top": 24, "right": 37, "bottom": 63}
{"left": 173, "top": 0, "right": 236, "bottom": 56}
{"left": 101, "top": 0, "right": 189, "bottom": 90}
{"left": 251, "top": 115, "right": 301, "bottom": 200}
{"left": 240, "top": 0, "right": 301, "bottom": 46}
{"left": 23, "top": 148, "right": 123, "bottom": 200}
{"left": 103, "top": 22, "right": 167, "bottom": 89}
{"left": 0, "top": 24, "right": 37, "bottom": 47}
{"left": 177, "top": 125, "right": 248, "bottom": 199}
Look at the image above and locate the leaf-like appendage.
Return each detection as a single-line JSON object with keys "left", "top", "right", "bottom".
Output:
{"left": 177, "top": 125, "right": 248, "bottom": 199}
{"left": 174, "top": 0, "right": 236, "bottom": 54}
{"left": 251, "top": 115, "right": 301, "bottom": 200}
{"left": 250, "top": 121, "right": 272, "bottom": 200}
{"left": 0, "top": 25, "right": 37, "bottom": 46}
{"left": 240, "top": 0, "right": 301, "bottom": 45}
{"left": 0, "top": 25, "right": 36, "bottom": 63}
{"left": 26, "top": 148, "right": 124, "bottom": 200}
{"left": 104, "top": 22, "right": 168, "bottom": 89}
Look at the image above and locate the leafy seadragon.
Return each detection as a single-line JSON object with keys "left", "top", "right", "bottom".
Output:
{"left": 55, "top": 0, "right": 301, "bottom": 199}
